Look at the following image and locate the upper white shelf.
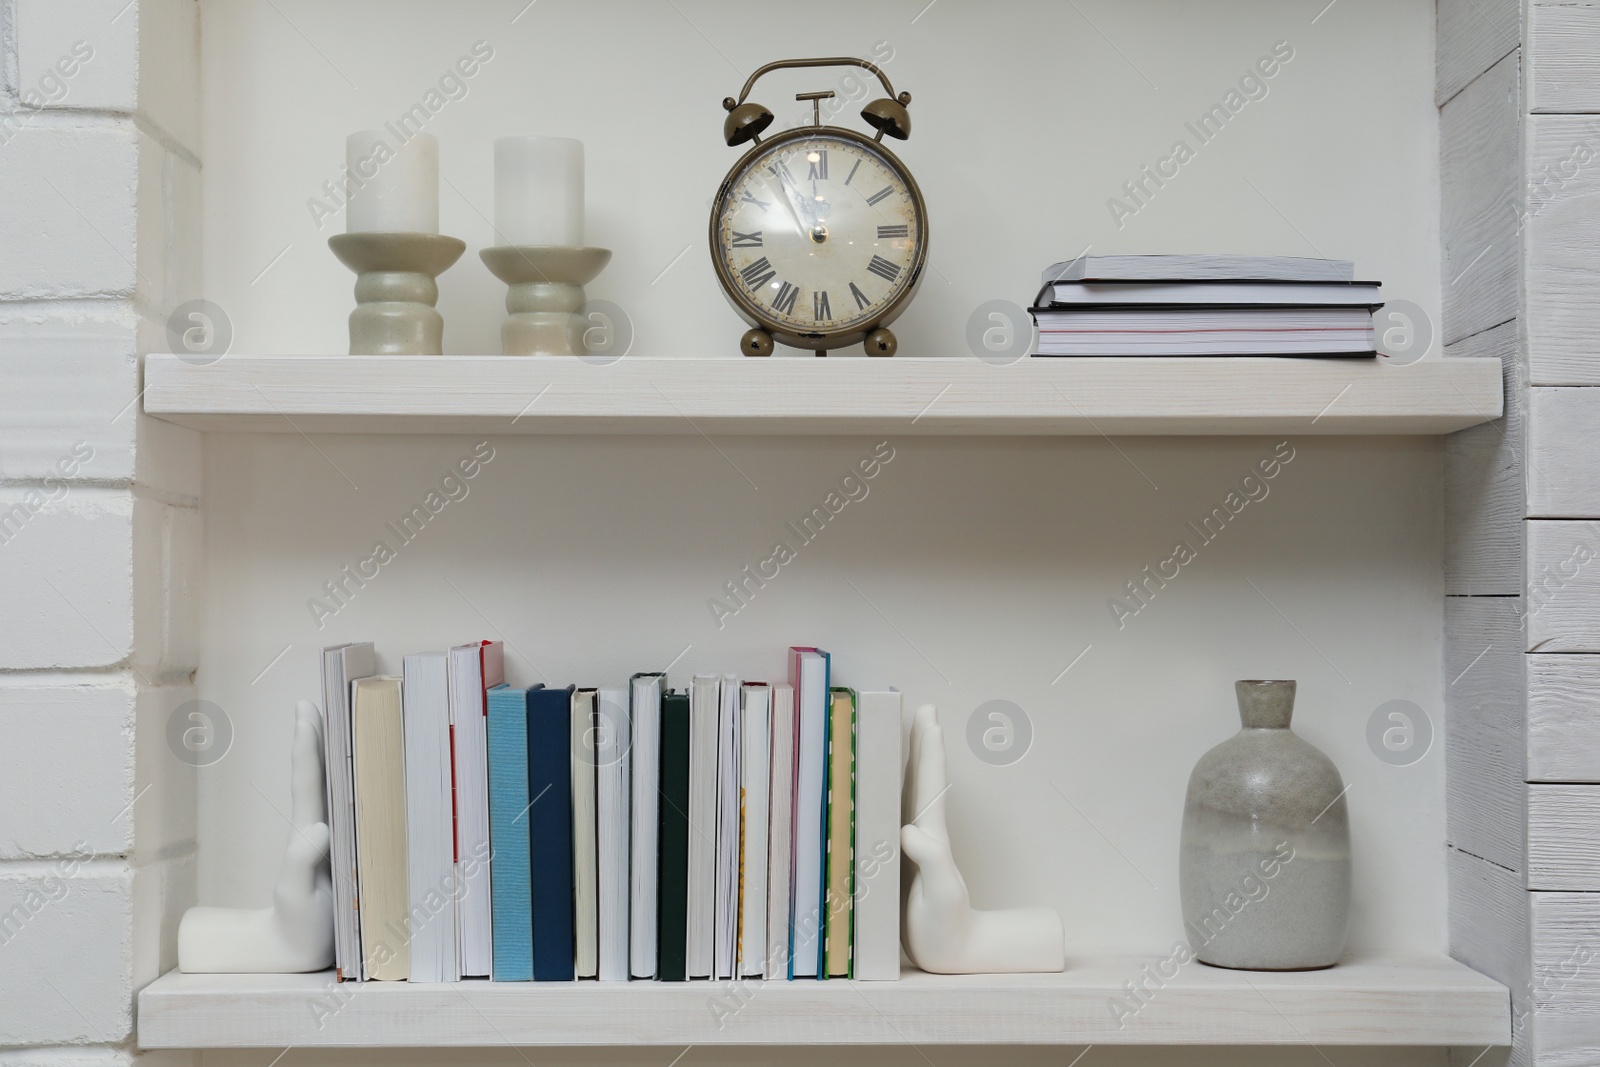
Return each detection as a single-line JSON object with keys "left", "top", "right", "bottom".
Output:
{"left": 135, "top": 955, "right": 1507, "bottom": 1048}
{"left": 143, "top": 355, "right": 1503, "bottom": 436}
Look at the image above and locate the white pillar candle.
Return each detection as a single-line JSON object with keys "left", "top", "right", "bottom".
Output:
{"left": 494, "top": 136, "right": 583, "bottom": 246}
{"left": 345, "top": 130, "right": 439, "bottom": 234}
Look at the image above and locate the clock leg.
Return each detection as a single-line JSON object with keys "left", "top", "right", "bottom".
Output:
{"left": 864, "top": 327, "right": 897, "bottom": 357}
{"left": 741, "top": 328, "right": 774, "bottom": 357}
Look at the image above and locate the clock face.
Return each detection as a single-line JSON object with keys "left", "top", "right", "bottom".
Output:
{"left": 713, "top": 130, "right": 924, "bottom": 339}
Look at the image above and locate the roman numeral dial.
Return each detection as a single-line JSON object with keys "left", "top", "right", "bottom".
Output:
{"left": 715, "top": 132, "right": 922, "bottom": 336}
{"left": 867, "top": 256, "right": 902, "bottom": 283}
{"left": 740, "top": 257, "right": 775, "bottom": 290}
{"left": 772, "top": 281, "right": 799, "bottom": 315}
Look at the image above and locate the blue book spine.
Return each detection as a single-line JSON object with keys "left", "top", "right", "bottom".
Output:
{"left": 528, "top": 685, "right": 576, "bottom": 981}
{"left": 487, "top": 685, "right": 533, "bottom": 981}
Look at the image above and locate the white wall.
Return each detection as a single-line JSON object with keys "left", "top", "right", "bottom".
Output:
{"left": 193, "top": 2, "right": 1456, "bottom": 1065}
{"left": 200, "top": 0, "right": 1442, "bottom": 359}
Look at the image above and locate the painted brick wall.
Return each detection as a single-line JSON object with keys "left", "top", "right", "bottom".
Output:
{"left": 0, "top": 2, "right": 200, "bottom": 1064}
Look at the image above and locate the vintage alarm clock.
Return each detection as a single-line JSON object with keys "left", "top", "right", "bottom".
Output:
{"left": 710, "top": 57, "right": 929, "bottom": 357}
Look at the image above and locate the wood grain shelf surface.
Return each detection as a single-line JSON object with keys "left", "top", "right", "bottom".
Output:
{"left": 143, "top": 355, "right": 1504, "bottom": 436}
{"left": 136, "top": 955, "right": 1508, "bottom": 1048}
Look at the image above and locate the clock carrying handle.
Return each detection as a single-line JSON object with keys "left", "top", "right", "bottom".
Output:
{"left": 730, "top": 57, "right": 904, "bottom": 110}
{"left": 722, "top": 57, "right": 912, "bottom": 144}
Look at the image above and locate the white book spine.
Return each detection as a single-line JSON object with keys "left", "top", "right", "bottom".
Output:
{"left": 713, "top": 674, "right": 741, "bottom": 980}
{"left": 447, "top": 644, "right": 492, "bottom": 979}
{"left": 791, "top": 653, "right": 827, "bottom": 978}
{"left": 596, "top": 686, "right": 630, "bottom": 982}
{"left": 739, "top": 684, "right": 771, "bottom": 978}
{"left": 438, "top": 668, "right": 460, "bottom": 982}
{"left": 403, "top": 654, "right": 448, "bottom": 983}
{"left": 853, "top": 690, "right": 903, "bottom": 980}
{"left": 765, "top": 683, "right": 795, "bottom": 981}
{"left": 629, "top": 675, "right": 661, "bottom": 979}
{"left": 571, "top": 690, "right": 600, "bottom": 979}
{"left": 686, "top": 674, "right": 720, "bottom": 979}
{"left": 325, "top": 642, "right": 375, "bottom": 982}
{"left": 462, "top": 702, "right": 490, "bottom": 977}
{"left": 320, "top": 648, "right": 352, "bottom": 981}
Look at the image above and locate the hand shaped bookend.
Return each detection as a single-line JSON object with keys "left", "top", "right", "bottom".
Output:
{"left": 178, "top": 700, "right": 336, "bottom": 973}
{"left": 900, "top": 704, "right": 1066, "bottom": 974}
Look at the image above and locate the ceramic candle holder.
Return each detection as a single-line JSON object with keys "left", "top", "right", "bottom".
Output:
{"left": 479, "top": 246, "right": 612, "bottom": 356}
{"left": 328, "top": 232, "right": 466, "bottom": 355}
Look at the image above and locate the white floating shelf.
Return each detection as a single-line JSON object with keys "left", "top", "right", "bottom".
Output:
{"left": 143, "top": 355, "right": 1503, "bottom": 436}
{"left": 137, "top": 955, "right": 1508, "bottom": 1048}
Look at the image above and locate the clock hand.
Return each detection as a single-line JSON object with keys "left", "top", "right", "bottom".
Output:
{"left": 767, "top": 173, "right": 809, "bottom": 237}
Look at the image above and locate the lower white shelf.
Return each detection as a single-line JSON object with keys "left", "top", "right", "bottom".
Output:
{"left": 136, "top": 955, "right": 1508, "bottom": 1048}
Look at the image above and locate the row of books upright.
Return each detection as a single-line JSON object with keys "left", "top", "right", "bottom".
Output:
{"left": 321, "top": 641, "right": 902, "bottom": 983}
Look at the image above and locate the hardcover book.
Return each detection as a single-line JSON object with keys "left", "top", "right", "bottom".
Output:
{"left": 629, "top": 672, "right": 664, "bottom": 979}
{"left": 854, "top": 689, "right": 903, "bottom": 981}
{"left": 738, "top": 682, "right": 772, "bottom": 978}
{"left": 402, "top": 651, "right": 457, "bottom": 983}
{"left": 595, "top": 685, "right": 631, "bottom": 982}
{"left": 487, "top": 684, "right": 534, "bottom": 981}
{"left": 824, "top": 687, "right": 856, "bottom": 979}
{"left": 765, "top": 682, "right": 797, "bottom": 980}
{"left": 686, "top": 673, "right": 720, "bottom": 978}
{"left": 528, "top": 685, "right": 576, "bottom": 981}
{"left": 571, "top": 687, "right": 600, "bottom": 979}
{"left": 353, "top": 675, "right": 408, "bottom": 982}
{"left": 656, "top": 689, "right": 691, "bottom": 981}
{"left": 789, "top": 648, "right": 829, "bottom": 979}
{"left": 321, "top": 641, "right": 375, "bottom": 981}
{"left": 448, "top": 640, "right": 503, "bottom": 978}
{"left": 714, "top": 674, "right": 742, "bottom": 980}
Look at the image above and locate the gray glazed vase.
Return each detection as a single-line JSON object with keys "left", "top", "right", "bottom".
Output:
{"left": 1179, "top": 680, "right": 1351, "bottom": 970}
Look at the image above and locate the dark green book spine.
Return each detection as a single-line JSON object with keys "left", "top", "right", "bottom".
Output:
{"left": 656, "top": 690, "right": 692, "bottom": 981}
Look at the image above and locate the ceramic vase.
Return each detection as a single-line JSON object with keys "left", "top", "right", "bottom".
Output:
{"left": 1179, "top": 679, "right": 1350, "bottom": 970}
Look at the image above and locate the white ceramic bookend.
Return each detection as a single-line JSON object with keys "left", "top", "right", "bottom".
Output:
{"left": 900, "top": 703, "right": 1066, "bottom": 974}
{"left": 178, "top": 700, "right": 335, "bottom": 973}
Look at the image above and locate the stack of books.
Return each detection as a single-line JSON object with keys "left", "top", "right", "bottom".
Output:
{"left": 1030, "top": 254, "right": 1382, "bottom": 357}
{"left": 321, "top": 641, "right": 903, "bottom": 984}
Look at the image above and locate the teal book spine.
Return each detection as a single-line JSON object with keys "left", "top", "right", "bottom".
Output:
{"left": 487, "top": 684, "right": 534, "bottom": 981}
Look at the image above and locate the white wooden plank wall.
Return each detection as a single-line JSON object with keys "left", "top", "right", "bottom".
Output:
{"left": 1527, "top": 116, "right": 1600, "bottom": 385}
{"left": 1450, "top": 847, "right": 1531, "bottom": 1055}
{"left": 1448, "top": 595, "right": 1530, "bottom": 872}
{"left": 1446, "top": 321, "right": 1525, "bottom": 594}
{"left": 1439, "top": 0, "right": 1521, "bottom": 106}
{"left": 1528, "top": 787, "right": 1600, "bottom": 889}
{"left": 1440, "top": 4, "right": 1532, "bottom": 1060}
{"left": 1527, "top": 655, "right": 1600, "bottom": 781}
{"left": 1525, "top": 521, "right": 1600, "bottom": 653}
{"left": 1527, "top": 390, "right": 1600, "bottom": 515}
{"left": 1442, "top": 51, "right": 1523, "bottom": 346}
{"left": 1528, "top": 0, "right": 1600, "bottom": 113}
{"left": 1522, "top": 5, "right": 1600, "bottom": 1063}
{"left": 1529, "top": 893, "right": 1600, "bottom": 1067}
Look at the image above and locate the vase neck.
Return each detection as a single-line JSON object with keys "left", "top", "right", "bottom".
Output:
{"left": 1236, "top": 679, "right": 1296, "bottom": 728}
